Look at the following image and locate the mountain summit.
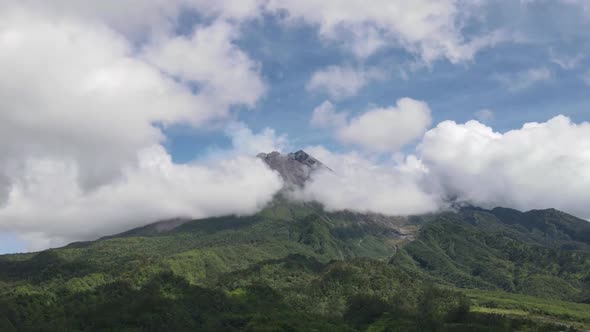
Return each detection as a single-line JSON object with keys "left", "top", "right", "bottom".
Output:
{"left": 257, "top": 150, "right": 329, "bottom": 186}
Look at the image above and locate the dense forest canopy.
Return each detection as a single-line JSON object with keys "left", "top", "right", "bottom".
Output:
{"left": 1, "top": 200, "right": 589, "bottom": 331}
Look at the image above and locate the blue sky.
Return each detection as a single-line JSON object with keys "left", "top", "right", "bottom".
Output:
{"left": 1, "top": 0, "right": 590, "bottom": 254}
{"left": 165, "top": 1, "right": 590, "bottom": 162}
{"left": 0, "top": 233, "right": 26, "bottom": 254}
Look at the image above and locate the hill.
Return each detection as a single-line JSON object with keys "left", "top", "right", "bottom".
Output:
{"left": 1, "top": 197, "right": 589, "bottom": 331}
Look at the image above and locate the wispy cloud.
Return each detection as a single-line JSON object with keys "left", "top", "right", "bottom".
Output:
{"left": 475, "top": 109, "right": 495, "bottom": 123}
{"left": 549, "top": 48, "right": 584, "bottom": 70}
{"left": 494, "top": 67, "right": 552, "bottom": 91}
{"left": 306, "top": 65, "right": 384, "bottom": 100}
{"left": 310, "top": 101, "right": 348, "bottom": 129}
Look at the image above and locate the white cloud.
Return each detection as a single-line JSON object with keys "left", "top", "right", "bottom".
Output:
{"left": 549, "top": 48, "right": 584, "bottom": 70}
{"left": 494, "top": 67, "right": 552, "bottom": 91}
{"left": 1, "top": 0, "right": 263, "bottom": 38}
{"left": 302, "top": 112, "right": 590, "bottom": 221}
{"left": 142, "top": 20, "right": 266, "bottom": 111}
{"left": 20, "top": 1, "right": 507, "bottom": 64}
{"left": 337, "top": 98, "right": 432, "bottom": 152}
{"left": 266, "top": 0, "right": 505, "bottom": 62}
{"left": 0, "top": 5, "right": 265, "bottom": 189}
{"left": 291, "top": 146, "right": 440, "bottom": 216}
{"left": 419, "top": 115, "right": 590, "bottom": 219}
{"left": 582, "top": 70, "right": 590, "bottom": 86}
{"left": 475, "top": 109, "right": 495, "bottom": 123}
{"left": 0, "top": 3, "right": 276, "bottom": 250}
{"left": 224, "top": 122, "right": 288, "bottom": 157}
{"left": 310, "top": 101, "right": 348, "bottom": 128}
{"left": 306, "top": 66, "right": 383, "bottom": 99}
{"left": 0, "top": 146, "right": 283, "bottom": 251}
{"left": 3, "top": 0, "right": 590, "bottom": 252}
{"left": 0, "top": 7, "right": 179, "bottom": 190}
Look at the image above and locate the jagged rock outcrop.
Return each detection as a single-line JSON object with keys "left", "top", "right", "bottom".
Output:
{"left": 257, "top": 150, "right": 329, "bottom": 187}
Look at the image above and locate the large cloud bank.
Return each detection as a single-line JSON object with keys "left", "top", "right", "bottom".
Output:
{"left": 0, "top": 5, "right": 265, "bottom": 191}
{"left": 296, "top": 113, "right": 590, "bottom": 221}
{"left": 0, "top": 147, "right": 283, "bottom": 251}
{"left": 420, "top": 115, "right": 590, "bottom": 219}
{"left": 0, "top": 2, "right": 280, "bottom": 250}
{"left": 292, "top": 147, "right": 441, "bottom": 216}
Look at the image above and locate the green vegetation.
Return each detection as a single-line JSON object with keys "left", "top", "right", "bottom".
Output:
{"left": 395, "top": 208, "right": 590, "bottom": 302}
{"left": 1, "top": 200, "right": 589, "bottom": 331}
{"left": 2, "top": 256, "right": 569, "bottom": 331}
{"left": 467, "top": 289, "right": 590, "bottom": 330}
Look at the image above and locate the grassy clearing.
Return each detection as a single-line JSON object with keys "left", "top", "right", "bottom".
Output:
{"left": 467, "top": 289, "right": 590, "bottom": 329}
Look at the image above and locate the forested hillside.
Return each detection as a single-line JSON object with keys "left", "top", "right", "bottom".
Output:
{"left": 395, "top": 207, "right": 590, "bottom": 301}
{"left": 1, "top": 199, "right": 589, "bottom": 331}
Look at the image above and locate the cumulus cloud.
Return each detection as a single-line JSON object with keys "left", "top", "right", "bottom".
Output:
{"left": 310, "top": 101, "right": 348, "bottom": 129}
{"left": 0, "top": 5, "right": 265, "bottom": 192}
{"left": 419, "top": 115, "right": 590, "bottom": 219}
{"left": 142, "top": 20, "right": 266, "bottom": 111}
{"left": 297, "top": 114, "right": 590, "bottom": 220}
{"left": 0, "top": 3, "right": 276, "bottom": 250}
{"left": 494, "top": 67, "right": 553, "bottom": 91}
{"left": 291, "top": 146, "right": 441, "bottom": 216}
{"left": 306, "top": 66, "right": 383, "bottom": 99}
{"left": 0, "top": 146, "right": 283, "bottom": 251}
{"left": 0, "top": 7, "right": 181, "bottom": 191}
{"left": 337, "top": 98, "right": 432, "bottom": 152}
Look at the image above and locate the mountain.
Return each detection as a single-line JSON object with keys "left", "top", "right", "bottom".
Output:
{"left": 257, "top": 150, "right": 329, "bottom": 186}
{"left": 395, "top": 207, "right": 590, "bottom": 301}
{"left": 0, "top": 151, "right": 589, "bottom": 331}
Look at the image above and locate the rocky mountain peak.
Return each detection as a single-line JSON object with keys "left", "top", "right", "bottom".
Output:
{"left": 257, "top": 150, "right": 329, "bottom": 186}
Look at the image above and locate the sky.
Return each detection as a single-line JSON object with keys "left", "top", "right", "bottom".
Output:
{"left": 1, "top": 0, "right": 590, "bottom": 254}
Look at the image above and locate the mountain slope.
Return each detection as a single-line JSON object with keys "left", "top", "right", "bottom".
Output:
{"left": 1, "top": 199, "right": 590, "bottom": 330}
{"left": 0, "top": 199, "right": 416, "bottom": 290}
{"left": 394, "top": 207, "right": 590, "bottom": 302}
